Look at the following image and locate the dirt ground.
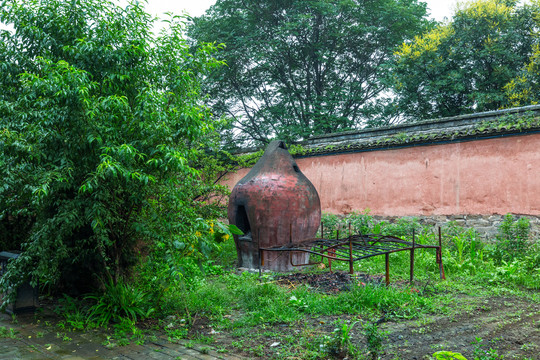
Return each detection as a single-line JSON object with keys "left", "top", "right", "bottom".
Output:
{"left": 380, "top": 295, "right": 540, "bottom": 359}
{"left": 190, "top": 272, "right": 540, "bottom": 359}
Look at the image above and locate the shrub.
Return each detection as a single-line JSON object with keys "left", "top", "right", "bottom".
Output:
{"left": 320, "top": 210, "right": 376, "bottom": 238}
{"left": 86, "top": 279, "right": 154, "bottom": 326}
{"left": 0, "top": 0, "right": 225, "bottom": 304}
{"left": 492, "top": 214, "right": 531, "bottom": 263}
{"left": 379, "top": 217, "right": 423, "bottom": 239}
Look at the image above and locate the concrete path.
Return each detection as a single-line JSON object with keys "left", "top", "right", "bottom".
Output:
{"left": 0, "top": 312, "right": 244, "bottom": 360}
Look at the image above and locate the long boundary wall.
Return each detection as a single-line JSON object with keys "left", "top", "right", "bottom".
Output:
{"left": 224, "top": 133, "right": 540, "bottom": 217}
{"left": 223, "top": 108, "right": 540, "bottom": 237}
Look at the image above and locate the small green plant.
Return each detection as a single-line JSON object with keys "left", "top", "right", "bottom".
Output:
{"left": 249, "top": 344, "right": 264, "bottom": 357}
{"left": 320, "top": 213, "right": 344, "bottom": 238}
{"left": 321, "top": 319, "right": 359, "bottom": 358}
{"left": 319, "top": 210, "right": 376, "bottom": 238}
{"left": 433, "top": 351, "right": 468, "bottom": 359}
{"left": 288, "top": 295, "right": 308, "bottom": 311}
{"left": 380, "top": 217, "right": 422, "bottom": 239}
{"left": 199, "top": 346, "right": 211, "bottom": 355}
{"left": 345, "top": 210, "right": 375, "bottom": 235}
{"left": 86, "top": 279, "right": 154, "bottom": 326}
{"left": 55, "top": 295, "right": 88, "bottom": 330}
{"left": 102, "top": 335, "right": 117, "bottom": 349}
{"left": 364, "top": 321, "right": 387, "bottom": 360}
{"left": 231, "top": 340, "right": 244, "bottom": 349}
{"left": 471, "top": 337, "right": 503, "bottom": 360}
{"left": 453, "top": 234, "right": 467, "bottom": 265}
{"left": 117, "top": 338, "right": 130, "bottom": 346}
{"left": 520, "top": 342, "right": 537, "bottom": 351}
{"left": 0, "top": 326, "right": 18, "bottom": 339}
{"left": 113, "top": 317, "right": 144, "bottom": 345}
{"left": 493, "top": 214, "right": 530, "bottom": 263}
{"left": 166, "top": 328, "right": 188, "bottom": 342}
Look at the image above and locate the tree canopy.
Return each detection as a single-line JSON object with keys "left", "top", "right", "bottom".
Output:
{"left": 0, "top": 0, "right": 225, "bottom": 299}
{"left": 504, "top": 19, "right": 540, "bottom": 107}
{"left": 389, "top": 0, "right": 540, "bottom": 121}
{"left": 188, "top": 0, "right": 430, "bottom": 146}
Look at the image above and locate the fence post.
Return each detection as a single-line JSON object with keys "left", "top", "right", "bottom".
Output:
{"left": 410, "top": 229, "right": 415, "bottom": 283}
{"left": 349, "top": 236, "right": 354, "bottom": 274}
{"left": 438, "top": 227, "right": 446, "bottom": 280}
{"left": 385, "top": 253, "right": 390, "bottom": 286}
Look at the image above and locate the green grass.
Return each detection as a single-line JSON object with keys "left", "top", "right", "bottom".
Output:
{"left": 50, "top": 213, "right": 539, "bottom": 359}
{"left": 172, "top": 214, "right": 538, "bottom": 358}
{"left": 0, "top": 326, "right": 18, "bottom": 339}
{"left": 181, "top": 264, "right": 440, "bottom": 336}
{"left": 173, "top": 213, "right": 539, "bottom": 334}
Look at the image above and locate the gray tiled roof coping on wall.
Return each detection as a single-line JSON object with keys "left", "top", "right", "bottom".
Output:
{"left": 305, "top": 105, "right": 540, "bottom": 145}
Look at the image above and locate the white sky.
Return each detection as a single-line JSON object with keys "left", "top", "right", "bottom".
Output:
{"left": 144, "top": 0, "right": 458, "bottom": 21}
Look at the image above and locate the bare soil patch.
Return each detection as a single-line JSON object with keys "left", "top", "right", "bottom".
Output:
{"left": 275, "top": 271, "right": 385, "bottom": 293}
{"left": 381, "top": 296, "right": 540, "bottom": 359}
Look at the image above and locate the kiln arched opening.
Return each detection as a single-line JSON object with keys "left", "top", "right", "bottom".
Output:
{"left": 235, "top": 205, "right": 252, "bottom": 241}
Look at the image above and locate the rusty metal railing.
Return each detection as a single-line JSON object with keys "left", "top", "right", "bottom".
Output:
{"left": 258, "top": 226, "right": 446, "bottom": 286}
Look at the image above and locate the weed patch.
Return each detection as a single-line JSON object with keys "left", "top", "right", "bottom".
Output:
{"left": 45, "top": 212, "right": 539, "bottom": 359}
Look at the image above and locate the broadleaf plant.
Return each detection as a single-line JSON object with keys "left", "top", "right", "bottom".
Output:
{"left": 0, "top": 0, "right": 225, "bottom": 305}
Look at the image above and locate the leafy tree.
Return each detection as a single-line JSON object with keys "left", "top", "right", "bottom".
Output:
{"left": 188, "top": 0, "right": 430, "bottom": 146}
{"left": 504, "top": 28, "right": 540, "bottom": 106}
{"left": 390, "top": 0, "right": 539, "bottom": 121}
{"left": 0, "top": 0, "right": 224, "bottom": 301}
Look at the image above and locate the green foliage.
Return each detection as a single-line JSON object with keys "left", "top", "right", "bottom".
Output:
{"left": 346, "top": 211, "right": 376, "bottom": 235}
{"left": 0, "top": 326, "right": 18, "bottom": 339}
{"left": 319, "top": 211, "right": 422, "bottom": 239}
{"left": 441, "top": 224, "right": 486, "bottom": 276}
{"left": 189, "top": 0, "right": 430, "bottom": 146}
{"left": 319, "top": 213, "right": 344, "bottom": 238}
{"left": 0, "top": 0, "right": 225, "bottom": 303}
{"left": 0, "top": 215, "right": 32, "bottom": 252}
{"left": 505, "top": 42, "right": 540, "bottom": 106}
{"left": 129, "top": 219, "right": 242, "bottom": 319}
{"left": 432, "top": 217, "right": 540, "bottom": 289}
{"left": 55, "top": 292, "right": 148, "bottom": 345}
{"left": 321, "top": 319, "right": 359, "bottom": 358}
{"left": 492, "top": 214, "right": 531, "bottom": 263}
{"left": 100, "top": 213, "right": 537, "bottom": 358}
{"left": 433, "top": 351, "right": 468, "bottom": 360}
{"left": 85, "top": 279, "right": 154, "bottom": 326}
{"left": 320, "top": 210, "right": 376, "bottom": 238}
{"left": 55, "top": 295, "right": 89, "bottom": 330}
{"left": 363, "top": 322, "right": 387, "bottom": 360}
{"left": 471, "top": 337, "right": 504, "bottom": 360}
{"left": 43, "top": 213, "right": 531, "bottom": 357}
{"left": 112, "top": 317, "right": 145, "bottom": 346}
{"left": 390, "top": 0, "right": 540, "bottom": 121}
{"left": 379, "top": 217, "right": 423, "bottom": 239}
{"left": 128, "top": 228, "right": 245, "bottom": 322}
{"left": 317, "top": 212, "right": 539, "bottom": 289}
{"left": 181, "top": 269, "right": 437, "bottom": 332}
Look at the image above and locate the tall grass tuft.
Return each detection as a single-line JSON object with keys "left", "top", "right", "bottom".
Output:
{"left": 86, "top": 279, "right": 154, "bottom": 326}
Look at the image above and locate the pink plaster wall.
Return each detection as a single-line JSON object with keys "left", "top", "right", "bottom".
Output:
{"left": 223, "top": 134, "right": 540, "bottom": 216}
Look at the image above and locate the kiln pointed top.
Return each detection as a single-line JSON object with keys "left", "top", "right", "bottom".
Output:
{"left": 239, "top": 140, "right": 302, "bottom": 185}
